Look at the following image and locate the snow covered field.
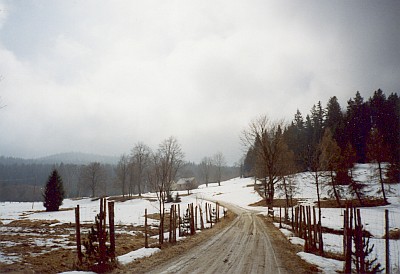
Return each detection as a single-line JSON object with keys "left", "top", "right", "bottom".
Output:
{"left": 1, "top": 164, "right": 399, "bottom": 273}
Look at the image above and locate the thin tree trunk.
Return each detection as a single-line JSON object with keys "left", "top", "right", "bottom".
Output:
{"left": 330, "top": 171, "right": 341, "bottom": 207}
{"left": 378, "top": 162, "right": 387, "bottom": 204}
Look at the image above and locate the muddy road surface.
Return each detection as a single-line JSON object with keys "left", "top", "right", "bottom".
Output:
{"left": 148, "top": 204, "right": 287, "bottom": 274}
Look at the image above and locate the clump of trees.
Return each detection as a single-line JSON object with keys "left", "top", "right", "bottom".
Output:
{"left": 243, "top": 89, "right": 399, "bottom": 206}
{"left": 242, "top": 115, "right": 294, "bottom": 209}
{"left": 43, "top": 169, "right": 65, "bottom": 211}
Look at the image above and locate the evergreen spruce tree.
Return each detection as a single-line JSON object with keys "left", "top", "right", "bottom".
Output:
{"left": 43, "top": 169, "right": 65, "bottom": 211}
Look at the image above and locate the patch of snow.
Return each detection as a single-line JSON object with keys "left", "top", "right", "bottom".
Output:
{"left": 278, "top": 227, "right": 294, "bottom": 237}
{"left": 0, "top": 251, "right": 21, "bottom": 264}
{"left": 117, "top": 247, "right": 160, "bottom": 265}
{"left": 289, "top": 236, "right": 305, "bottom": 246}
{"left": 297, "top": 251, "right": 343, "bottom": 273}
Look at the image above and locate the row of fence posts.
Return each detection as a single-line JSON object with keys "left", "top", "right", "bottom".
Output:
{"left": 145, "top": 202, "right": 224, "bottom": 248}
{"left": 74, "top": 199, "right": 224, "bottom": 264}
{"left": 75, "top": 198, "right": 116, "bottom": 266}
{"left": 290, "top": 205, "right": 323, "bottom": 254}
{"left": 274, "top": 205, "right": 324, "bottom": 254}
{"left": 343, "top": 207, "right": 391, "bottom": 274}
{"left": 274, "top": 204, "right": 392, "bottom": 273}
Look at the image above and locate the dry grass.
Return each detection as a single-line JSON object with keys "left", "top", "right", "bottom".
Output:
{"left": 384, "top": 228, "right": 400, "bottom": 240}
{"left": 108, "top": 195, "right": 157, "bottom": 203}
{"left": 113, "top": 211, "right": 237, "bottom": 273}
{"left": 0, "top": 210, "right": 235, "bottom": 273}
{"left": 318, "top": 198, "right": 387, "bottom": 208}
{"left": 249, "top": 198, "right": 300, "bottom": 207}
{"left": 249, "top": 198, "right": 388, "bottom": 208}
{"left": 0, "top": 219, "right": 158, "bottom": 273}
{"left": 259, "top": 217, "right": 320, "bottom": 273}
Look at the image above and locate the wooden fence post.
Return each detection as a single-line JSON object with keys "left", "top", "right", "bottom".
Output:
{"left": 173, "top": 205, "right": 177, "bottom": 243}
{"left": 168, "top": 205, "right": 174, "bottom": 243}
{"left": 108, "top": 201, "right": 115, "bottom": 260}
{"left": 343, "top": 207, "right": 352, "bottom": 273}
{"left": 302, "top": 206, "right": 309, "bottom": 252}
{"left": 99, "top": 198, "right": 106, "bottom": 265}
{"left": 356, "top": 208, "right": 365, "bottom": 273}
{"left": 178, "top": 204, "right": 182, "bottom": 237}
{"left": 299, "top": 205, "right": 303, "bottom": 238}
{"left": 209, "top": 204, "right": 213, "bottom": 228}
{"left": 195, "top": 205, "right": 198, "bottom": 230}
{"left": 103, "top": 198, "right": 107, "bottom": 229}
{"left": 216, "top": 203, "right": 220, "bottom": 222}
{"left": 190, "top": 203, "right": 195, "bottom": 235}
{"left": 75, "top": 205, "right": 82, "bottom": 264}
{"left": 291, "top": 206, "right": 294, "bottom": 230}
{"left": 312, "top": 206, "right": 317, "bottom": 248}
{"left": 161, "top": 207, "right": 165, "bottom": 245}
{"left": 145, "top": 208, "right": 148, "bottom": 248}
{"left": 199, "top": 206, "right": 204, "bottom": 229}
{"left": 385, "top": 209, "right": 390, "bottom": 274}
{"left": 307, "top": 206, "right": 313, "bottom": 250}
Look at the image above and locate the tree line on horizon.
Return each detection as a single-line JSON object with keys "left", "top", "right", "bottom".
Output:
{"left": 0, "top": 146, "right": 238, "bottom": 202}
{"left": 242, "top": 89, "right": 399, "bottom": 207}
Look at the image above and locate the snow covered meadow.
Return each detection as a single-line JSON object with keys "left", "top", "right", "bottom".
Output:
{"left": 0, "top": 192, "right": 223, "bottom": 269}
{"left": 0, "top": 163, "right": 399, "bottom": 273}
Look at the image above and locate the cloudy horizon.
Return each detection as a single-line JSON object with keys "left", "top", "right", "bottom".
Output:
{"left": 0, "top": 1, "right": 399, "bottom": 165}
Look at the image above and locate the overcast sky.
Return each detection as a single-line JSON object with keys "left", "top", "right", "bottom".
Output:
{"left": 0, "top": 1, "right": 399, "bottom": 165}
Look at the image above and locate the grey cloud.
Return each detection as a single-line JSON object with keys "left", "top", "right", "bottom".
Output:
{"left": 0, "top": 0, "right": 399, "bottom": 165}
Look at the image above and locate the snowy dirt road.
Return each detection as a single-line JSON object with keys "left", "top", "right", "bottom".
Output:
{"left": 148, "top": 204, "right": 287, "bottom": 274}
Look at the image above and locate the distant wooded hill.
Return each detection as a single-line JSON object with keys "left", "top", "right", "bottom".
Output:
{"left": 0, "top": 152, "right": 119, "bottom": 166}
{"left": 0, "top": 153, "right": 239, "bottom": 202}
{"left": 0, "top": 153, "right": 119, "bottom": 202}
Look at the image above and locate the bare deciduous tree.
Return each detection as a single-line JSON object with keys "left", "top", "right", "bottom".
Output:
{"left": 241, "top": 115, "right": 290, "bottom": 207}
{"left": 277, "top": 148, "right": 297, "bottom": 209}
{"left": 80, "top": 162, "right": 107, "bottom": 198}
{"left": 147, "top": 136, "right": 184, "bottom": 245}
{"left": 156, "top": 136, "right": 185, "bottom": 201}
{"left": 200, "top": 156, "right": 213, "bottom": 187}
{"left": 115, "top": 154, "right": 129, "bottom": 198}
{"left": 213, "top": 152, "right": 226, "bottom": 186}
{"left": 58, "top": 163, "right": 79, "bottom": 198}
{"left": 130, "top": 142, "right": 151, "bottom": 197}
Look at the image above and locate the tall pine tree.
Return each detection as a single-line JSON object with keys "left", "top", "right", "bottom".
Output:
{"left": 43, "top": 169, "right": 65, "bottom": 211}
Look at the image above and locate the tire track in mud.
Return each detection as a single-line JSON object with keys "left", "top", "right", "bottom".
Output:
{"left": 149, "top": 204, "right": 287, "bottom": 274}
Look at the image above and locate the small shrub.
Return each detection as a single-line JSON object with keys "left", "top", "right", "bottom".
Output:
{"left": 80, "top": 213, "right": 116, "bottom": 273}
{"left": 174, "top": 193, "right": 181, "bottom": 203}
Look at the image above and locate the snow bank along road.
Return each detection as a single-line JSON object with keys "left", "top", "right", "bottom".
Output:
{"left": 149, "top": 203, "right": 287, "bottom": 274}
